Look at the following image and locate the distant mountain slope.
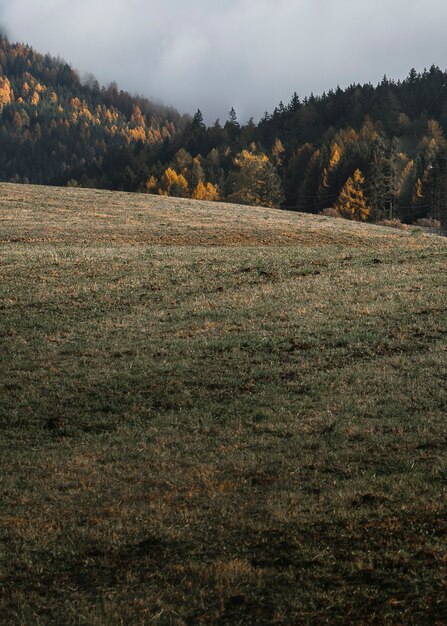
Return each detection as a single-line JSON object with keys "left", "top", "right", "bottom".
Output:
{"left": 0, "top": 37, "right": 185, "bottom": 187}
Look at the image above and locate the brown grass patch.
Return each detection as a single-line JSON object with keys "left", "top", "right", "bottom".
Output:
{"left": 0, "top": 182, "right": 442, "bottom": 249}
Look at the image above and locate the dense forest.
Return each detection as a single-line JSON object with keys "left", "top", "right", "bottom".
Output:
{"left": 1, "top": 36, "right": 447, "bottom": 223}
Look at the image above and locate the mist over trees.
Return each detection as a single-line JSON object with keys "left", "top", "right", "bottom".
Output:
{"left": 1, "top": 36, "right": 447, "bottom": 223}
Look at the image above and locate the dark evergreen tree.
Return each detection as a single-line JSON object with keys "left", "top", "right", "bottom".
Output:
{"left": 191, "top": 109, "right": 205, "bottom": 130}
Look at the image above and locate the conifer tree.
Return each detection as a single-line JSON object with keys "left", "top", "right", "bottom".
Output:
{"left": 429, "top": 148, "right": 447, "bottom": 221}
{"left": 288, "top": 92, "right": 301, "bottom": 112}
{"left": 366, "top": 137, "right": 397, "bottom": 220}
{"left": 297, "top": 148, "right": 321, "bottom": 211}
{"left": 224, "top": 107, "right": 240, "bottom": 143}
{"left": 191, "top": 109, "right": 205, "bottom": 130}
{"left": 335, "top": 169, "right": 370, "bottom": 221}
{"left": 227, "top": 107, "right": 239, "bottom": 127}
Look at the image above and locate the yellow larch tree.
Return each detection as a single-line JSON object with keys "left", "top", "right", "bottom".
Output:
{"left": 146, "top": 176, "right": 158, "bottom": 193}
{"left": 329, "top": 142, "right": 342, "bottom": 171}
{"left": 130, "top": 105, "right": 145, "bottom": 128}
{"left": 128, "top": 126, "right": 147, "bottom": 143}
{"left": 335, "top": 169, "right": 370, "bottom": 221}
{"left": 271, "top": 138, "right": 285, "bottom": 168}
{"left": 192, "top": 180, "right": 220, "bottom": 201}
{"left": 129, "top": 105, "right": 147, "bottom": 143}
{"left": 413, "top": 177, "right": 424, "bottom": 202}
{"left": 321, "top": 141, "right": 343, "bottom": 190}
{"left": 0, "top": 76, "right": 12, "bottom": 109}
{"left": 229, "top": 147, "right": 284, "bottom": 208}
{"left": 396, "top": 157, "right": 414, "bottom": 196}
{"left": 158, "top": 167, "right": 189, "bottom": 197}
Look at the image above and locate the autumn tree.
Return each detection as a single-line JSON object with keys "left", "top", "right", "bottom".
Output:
{"left": 0, "top": 76, "right": 12, "bottom": 109}
{"left": 145, "top": 175, "right": 158, "bottom": 193}
{"left": 271, "top": 138, "right": 285, "bottom": 169}
{"left": 335, "top": 169, "right": 370, "bottom": 221}
{"left": 228, "top": 147, "right": 284, "bottom": 208}
{"left": 192, "top": 180, "right": 219, "bottom": 201}
{"left": 173, "top": 148, "right": 193, "bottom": 174}
{"left": 158, "top": 167, "right": 189, "bottom": 197}
{"left": 188, "top": 155, "right": 206, "bottom": 189}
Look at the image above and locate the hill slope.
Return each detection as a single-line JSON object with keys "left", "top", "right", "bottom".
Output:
{"left": 1, "top": 185, "right": 446, "bottom": 624}
{"left": 0, "top": 182, "right": 441, "bottom": 247}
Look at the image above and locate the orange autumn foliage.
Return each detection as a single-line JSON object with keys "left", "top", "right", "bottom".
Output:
{"left": 335, "top": 169, "right": 370, "bottom": 221}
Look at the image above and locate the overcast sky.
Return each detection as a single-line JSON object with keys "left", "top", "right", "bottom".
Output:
{"left": 1, "top": 0, "right": 447, "bottom": 122}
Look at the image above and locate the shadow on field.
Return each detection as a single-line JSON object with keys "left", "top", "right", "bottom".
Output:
{"left": 3, "top": 508, "right": 446, "bottom": 624}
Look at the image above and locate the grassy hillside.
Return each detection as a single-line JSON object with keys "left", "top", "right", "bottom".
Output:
{"left": 1, "top": 183, "right": 446, "bottom": 625}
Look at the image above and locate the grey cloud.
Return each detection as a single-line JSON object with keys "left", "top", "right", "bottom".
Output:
{"left": 0, "top": 0, "right": 9, "bottom": 35}
{"left": 1, "top": 0, "right": 447, "bottom": 122}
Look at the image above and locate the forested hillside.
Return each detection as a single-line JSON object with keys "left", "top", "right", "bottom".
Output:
{"left": 1, "top": 35, "right": 447, "bottom": 223}
{"left": 258, "top": 68, "right": 447, "bottom": 223}
{"left": 0, "top": 37, "right": 184, "bottom": 189}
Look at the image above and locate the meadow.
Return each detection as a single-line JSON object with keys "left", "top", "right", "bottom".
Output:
{"left": 1, "top": 183, "right": 446, "bottom": 625}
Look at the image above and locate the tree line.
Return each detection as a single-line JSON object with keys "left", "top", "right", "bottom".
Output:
{"left": 1, "top": 36, "right": 447, "bottom": 223}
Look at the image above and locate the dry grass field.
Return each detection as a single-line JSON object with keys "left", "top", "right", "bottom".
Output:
{"left": 1, "top": 183, "right": 447, "bottom": 625}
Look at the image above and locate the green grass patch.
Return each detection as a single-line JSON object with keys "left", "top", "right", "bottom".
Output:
{"left": 1, "top": 184, "right": 446, "bottom": 624}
